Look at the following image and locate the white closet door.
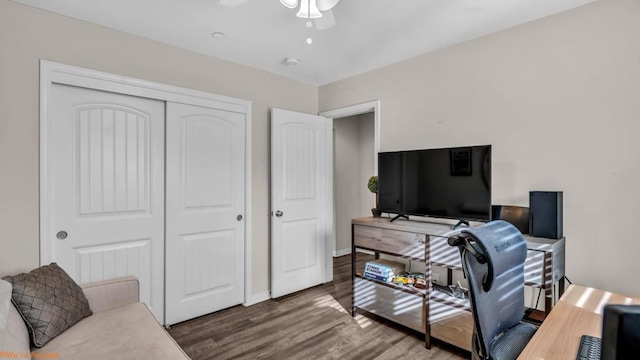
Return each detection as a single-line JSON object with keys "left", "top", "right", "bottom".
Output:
{"left": 47, "top": 84, "right": 165, "bottom": 322}
{"left": 165, "top": 102, "right": 245, "bottom": 325}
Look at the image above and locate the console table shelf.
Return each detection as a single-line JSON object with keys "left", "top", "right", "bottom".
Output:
{"left": 351, "top": 217, "right": 566, "bottom": 351}
{"left": 431, "top": 288, "right": 471, "bottom": 312}
{"left": 355, "top": 273, "right": 427, "bottom": 296}
{"left": 353, "top": 246, "right": 424, "bottom": 262}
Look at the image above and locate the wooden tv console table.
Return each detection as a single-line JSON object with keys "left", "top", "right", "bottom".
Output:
{"left": 351, "top": 217, "right": 566, "bottom": 350}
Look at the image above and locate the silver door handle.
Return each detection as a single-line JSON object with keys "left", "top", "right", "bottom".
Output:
{"left": 56, "top": 231, "right": 68, "bottom": 240}
{"left": 275, "top": 210, "right": 284, "bottom": 217}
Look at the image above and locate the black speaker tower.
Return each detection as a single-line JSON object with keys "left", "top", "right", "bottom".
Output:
{"left": 529, "top": 191, "right": 563, "bottom": 239}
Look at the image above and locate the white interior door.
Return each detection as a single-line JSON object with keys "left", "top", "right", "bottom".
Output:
{"left": 47, "top": 84, "right": 165, "bottom": 322}
{"left": 165, "top": 102, "right": 245, "bottom": 325}
{"left": 271, "top": 108, "right": 333, "bottom": 298}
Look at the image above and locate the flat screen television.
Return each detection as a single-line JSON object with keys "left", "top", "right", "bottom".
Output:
{"left": 378, "top": 145, "right": 491, "bottom": 223}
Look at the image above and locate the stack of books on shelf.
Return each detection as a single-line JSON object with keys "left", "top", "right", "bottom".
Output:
{"left": 363, "top": 259, "right": 405, "bottom": 283}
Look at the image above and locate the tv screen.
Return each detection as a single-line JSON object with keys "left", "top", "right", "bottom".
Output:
{"left": 378, "top": 145, "right": 491, "bottom": 221}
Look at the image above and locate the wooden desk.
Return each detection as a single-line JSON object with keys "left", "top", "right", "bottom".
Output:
{"left": 518, "top": 285, "right": 640, "bottom": 359}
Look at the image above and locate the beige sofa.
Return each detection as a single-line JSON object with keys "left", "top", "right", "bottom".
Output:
{"left": 2, "top": 276, "right": 190, "bottom": 359}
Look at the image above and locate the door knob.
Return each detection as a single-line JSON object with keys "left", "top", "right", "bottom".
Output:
{"left": 56, "top": 231, "right": 68, "bottom": 240}
{"left": 237, "top": 215, "right": 243, "bottom": 221}
{"left": 275, "top": 210, "right": 284, "bottom": 217}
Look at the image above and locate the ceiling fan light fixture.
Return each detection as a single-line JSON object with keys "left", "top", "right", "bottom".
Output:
{"left": 296, "top": 0, "right": 322, "bottom": 19}
{"left": 279, "top": 0, "right": 299, "bottom": 9}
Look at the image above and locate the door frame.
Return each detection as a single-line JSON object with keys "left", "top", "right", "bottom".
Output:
{"left": 319, "top": 100, "right": 380, "bottom": 282}
{"left": 320, "top": 100, "right": 380, "bottom": 174}
{"left": 39, "top": 60, "right": 255, "bottom": 306}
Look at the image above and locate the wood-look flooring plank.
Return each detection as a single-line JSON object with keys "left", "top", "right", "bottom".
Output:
{"left": 168, "top": 255, "right": 469, "bottom": 360}
{"left": 375, "top": 336, "right": 463, "bottom": 360}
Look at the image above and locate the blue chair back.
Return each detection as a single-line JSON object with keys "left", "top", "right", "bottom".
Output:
{"left": 449, "top": 220, "right": 528, "bottom": 359}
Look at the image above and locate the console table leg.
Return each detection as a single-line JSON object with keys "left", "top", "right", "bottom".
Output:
{"left": 424, "top": 236, "right": 431, "bottom": 349}
{"left": 424, "top": 324, "right": 431, "bottom": 349}
{"left": 544, "top": 251, "right": 553, "bottom": 315}
{"left": 351, "top": 225, "right": 357, "bottom": 317}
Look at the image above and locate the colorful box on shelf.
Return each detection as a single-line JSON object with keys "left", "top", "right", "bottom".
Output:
{"left": 363, "top": 259, "right": 405, "bottom": 283}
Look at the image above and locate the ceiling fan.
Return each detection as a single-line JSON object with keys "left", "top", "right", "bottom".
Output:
{"left": 219, "top": 0, "right": 339, "bottom": 30}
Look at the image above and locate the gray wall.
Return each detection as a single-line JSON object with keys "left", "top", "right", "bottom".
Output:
{"left": 320, "top": 0, "right": 640, "bottom": 296}
{"left": 3, "top": 0, "right": 640, "bottom": 299}
{"left": 333, "top": 113, "right": 375, "bottom": 254}
{"left": 0, "top": 0, "right": 318, "bottom": 299}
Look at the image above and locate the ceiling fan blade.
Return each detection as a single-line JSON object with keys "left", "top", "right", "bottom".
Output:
{"left": 279, "top": 0, "right": 299, "bottom": 9}
{"left": 219, "top": 0, "right": 249, "bottom": 7}
{"left": 316, "top": 0, "right": 339, "bottom": 11}
{"left": 314, "top": 8, "right": 335, "bottom": 30}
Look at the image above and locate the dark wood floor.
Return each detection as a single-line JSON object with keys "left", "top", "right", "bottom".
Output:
{"left": 168, "top": 255, "right": 469, "bottom": 360}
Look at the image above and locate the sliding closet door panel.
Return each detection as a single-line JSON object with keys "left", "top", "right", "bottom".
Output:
{"left": 48, "top": 84, "right": 165, "bottom": 323}
{"left": 165, "top": 102, "right": 245, "bottom": 325}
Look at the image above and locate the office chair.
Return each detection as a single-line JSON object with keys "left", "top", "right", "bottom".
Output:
{"left": 448, "top": 220, "right": 537, "bottom": 360}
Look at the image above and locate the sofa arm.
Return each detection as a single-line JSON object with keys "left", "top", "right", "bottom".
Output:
{"left": 81, "top": 276, "right": 139, "bottom": 313}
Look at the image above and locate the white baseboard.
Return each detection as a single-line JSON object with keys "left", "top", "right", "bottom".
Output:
{"left": 243, "top": 291, "right": 270, "bottom": 307}
{"left": 356, "top": 248, "right": 375, "bottom": 255}
{"left": 333, "top": 248, "right": 351, "bottom": 257}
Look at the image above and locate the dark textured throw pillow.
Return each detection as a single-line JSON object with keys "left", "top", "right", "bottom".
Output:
{"left": 2, "top": 263, "right": 92, "bottom": 347}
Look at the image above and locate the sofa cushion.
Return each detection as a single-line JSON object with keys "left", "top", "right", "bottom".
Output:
{"left": 39, "top": 302, "right": 190, "bottom": 359}
{"left": 2, "top": 263, "right": 92, "bottom": 347}
{"left": 80, "top": 276, "right": 139, "bottom": 313}
{"left": 0, "top": 280, "right": 30, "bottom": 357}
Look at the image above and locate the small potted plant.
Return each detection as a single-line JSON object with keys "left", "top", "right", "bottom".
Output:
{"left": 368, "top": 176, "right": 382, "bottom": 217}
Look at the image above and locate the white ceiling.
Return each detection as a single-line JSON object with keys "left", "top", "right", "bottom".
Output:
{"left": 12, "top": 0, "right": 595, "bottom": 85}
